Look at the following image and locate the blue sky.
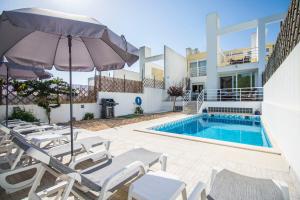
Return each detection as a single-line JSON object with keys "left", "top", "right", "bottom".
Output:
{"left": 0, "top": 0, "right": 290, "bottom": 84}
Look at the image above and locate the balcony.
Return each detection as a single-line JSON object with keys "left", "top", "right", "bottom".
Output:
{"left": 218, "top": 47, "right": 259, "bottom": 67}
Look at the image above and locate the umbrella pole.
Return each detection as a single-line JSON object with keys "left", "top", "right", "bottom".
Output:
{"left": 68, "top": 35, "right": 74, "bottom": 159}
{"left": 5, "top": 65, "right": 8, "bottom": 127}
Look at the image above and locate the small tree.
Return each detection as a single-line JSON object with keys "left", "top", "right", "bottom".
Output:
{"left": 13, "top": 78, "right": 71, "bottom": 124}
{"left": 167, "top": 84, "right": 183, "bottom": 111}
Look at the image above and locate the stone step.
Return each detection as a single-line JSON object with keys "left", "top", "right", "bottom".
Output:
{"left": 183, "top": 102, "right": 198, "bottom": 114}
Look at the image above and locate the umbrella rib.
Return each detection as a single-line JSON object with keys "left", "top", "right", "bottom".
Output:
{"left": 80, "top": 37, "right": 97, "bottom": 68}
{"left": 52, "top": 34, "right": 62, "bottom": 67}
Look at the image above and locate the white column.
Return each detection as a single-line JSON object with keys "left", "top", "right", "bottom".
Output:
{"left": 257, "top": 20, "right": 266, "bottom": 87}
{"left": 139, "top": 46, "right": 151, "bottom": 81}
{"left": 206, "top": 13, "right": 219, "bottom": 90}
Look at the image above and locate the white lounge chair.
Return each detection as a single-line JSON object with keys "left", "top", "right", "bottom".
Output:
{"left": 0, "top": 124, "right": 80, "bottom": 149}
{"left": 130, "top": 168, "right": 290, "bottom": 200}
{"left": 10, "top": 130, "right": 167, "bottom": 200}
{"left": 0, "top": 130, "right": 110, "bottom": 194}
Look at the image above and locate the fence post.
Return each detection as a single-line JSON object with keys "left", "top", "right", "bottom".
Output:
{"left": 154, "top": 76, "right": 156, "bottom": 88}
{"left": 123, "top": 75, "right": 126, "bottom": 92}
{"left": 99, "top": 72, "right": 102, "bottom": 91}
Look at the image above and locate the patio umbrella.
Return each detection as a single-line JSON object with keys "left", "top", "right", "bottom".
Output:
{"left": 0, "top": 8, "right": 139, "bottom": 157}
{"left": 0, "top": 60, "right": 52, "bottom": 126}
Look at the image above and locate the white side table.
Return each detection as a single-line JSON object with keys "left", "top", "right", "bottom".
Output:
{"left": 128, "top": 170, "right": 187, "bottom": 200}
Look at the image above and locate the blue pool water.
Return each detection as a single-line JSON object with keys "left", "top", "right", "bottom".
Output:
{"left": 152, "top": 114, "right": 272, "bottom": 148}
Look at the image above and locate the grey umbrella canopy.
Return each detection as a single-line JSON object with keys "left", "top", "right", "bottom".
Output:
{"left": 0, "top": 61, "right": 52, "bottom": 127}
{"left": 0, "top": 8, "right": 139, "bottom": 157}
{"left": 0, "top": 8, "right": 139, "bottom": 71}
{"left": 0, "top": 61, "right": 52, "bottom": 80}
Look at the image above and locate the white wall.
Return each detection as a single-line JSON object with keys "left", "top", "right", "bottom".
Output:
{"left": 200, "top": 101, "right": 261, "bottom": 114}
{"left": 164, "top": 46, "right": 187, "bottom": 89}
{"left": 262, "top": 42, "right": 300, "bottom": 181}
{"left": 144, "top": 62, "right": 163, "bottom": 79}
{"left": 113, "top": 69, "right": 140, "bottom": 81}
{"left": 206, "top": 13, "right": 219, "bottom": 90}
{"left": 98, "top": 88, "right": 180, "bottom": 116}
{"left": 0, "top": 103, "right": 100, "bottom": 123}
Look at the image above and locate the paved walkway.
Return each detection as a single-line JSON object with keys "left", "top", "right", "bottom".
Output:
{"left": 76, "top": 113, "right": 300, "bottom": 199}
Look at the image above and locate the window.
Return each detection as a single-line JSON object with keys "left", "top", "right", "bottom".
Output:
{"left": 219, "top": 72, "right": 256, "bottom": 89}
{"left": 198, "top": 60, "right": 207, "bottom": 76}
{"left": 220, "top": 76, "right": 233, "bottom": 89}
{"left": 238, "top": 73, "right": 251, "bottom": 88}
{"left": 189, "top": 60, "right": 207, "bottom": 77}
{"left": 190, "top": 62, "right": 198, "bottom": 77}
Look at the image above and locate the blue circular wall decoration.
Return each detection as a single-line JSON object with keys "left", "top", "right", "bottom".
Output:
{"left": 135, "top": 97, "right": 142, "bottom": 105}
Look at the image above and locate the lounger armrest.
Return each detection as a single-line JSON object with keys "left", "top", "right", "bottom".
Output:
{"left": 188, "top": 181, "right": 207, "bottom": 200}
{"left": 273, "top": 180, "right": 290, "bottom": 200}
{"left": 69, "top": 150, "right": 109, "bottom": 169}
{"left": 99, "top": 161, "right": 147, "bottom": 200}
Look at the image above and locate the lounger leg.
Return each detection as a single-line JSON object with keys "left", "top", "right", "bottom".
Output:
{"left": 28, "top": 163, "right": 46, "bottom": 198}
{"left": 128, "top": 185, "right": 134, "bottom": 200}
{"left": 182, "top": 187, "right": 187, "bottom": 200}
{"left": 11, "top": 149, "right": 24, "bottom": 170}
{"left": 160, "top": 154, "right": 168, "bottom": 171}
{"left": 61, "top": 178, "right": 75, "bottom": 200}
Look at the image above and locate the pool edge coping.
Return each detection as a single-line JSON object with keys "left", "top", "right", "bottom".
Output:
{"left": 134, "top": 114, "right": 282, "bottom": 155}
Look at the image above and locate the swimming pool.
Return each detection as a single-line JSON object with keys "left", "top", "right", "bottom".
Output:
{"left": 151, "top": 114, "right": 272, "bottom": 148}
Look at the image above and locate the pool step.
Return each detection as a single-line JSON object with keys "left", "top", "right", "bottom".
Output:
{"left": 183, "top": 101, "right": 198, "bottom": 114}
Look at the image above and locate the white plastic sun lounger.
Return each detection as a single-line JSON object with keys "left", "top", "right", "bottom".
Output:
{"left": 140, "top": 168, "right": 289, "bottom": 200}
{"left": 0, "top": 130, "right": 110, "bottom": 194}
{"left": 13, "top": 124, "right": 57, "bottom": 134}
{"left": 10, "top": 131, "right": 167, "bottom": 200}
{"left": 27, "top": 127, "right": 80, "bottom": 141}
{"left": 0, "top": 124, "right": 79, "bottom": 149}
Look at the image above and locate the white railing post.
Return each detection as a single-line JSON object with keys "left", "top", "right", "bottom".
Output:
{"left": 219, "top": 89, "right": 222, "bottom": 101}
{"left": 239, "top": 88, "right": 242, "bottom": 101}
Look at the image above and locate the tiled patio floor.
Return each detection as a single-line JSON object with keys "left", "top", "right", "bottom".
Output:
{"left": 2, "top": 113, "right": 300, "bottom": 199}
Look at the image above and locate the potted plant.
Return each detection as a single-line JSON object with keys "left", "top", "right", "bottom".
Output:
{"left": 254, "top": 110, "right": 261, "bottom": 115}
{"left": 134, "top": 106, "right": 144, "bottom": 115}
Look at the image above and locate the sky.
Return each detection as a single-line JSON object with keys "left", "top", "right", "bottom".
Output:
{"left": 0, "top": 0, "right": 290, "bottom": 85}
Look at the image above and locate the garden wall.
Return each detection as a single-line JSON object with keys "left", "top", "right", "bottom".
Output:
{"left": 0, "top": 103, "right": 99, "bottom": 123}
{"left": 98, "top": 87, "right": 181, "bottom": 116}
{"left": 262, "top": 42, "right": 300, "bottom": 183}
{"left": 0, "top": 87, "right": 182, "bottom": 123}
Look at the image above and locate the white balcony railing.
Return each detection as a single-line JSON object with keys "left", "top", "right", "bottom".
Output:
{"left": 198, "top": 87, "right": 263, "bottom": 102}
{"left": 218, "top": 47, "right": 259, "bottom": 67}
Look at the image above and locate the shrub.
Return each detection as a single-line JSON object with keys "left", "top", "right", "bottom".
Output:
{"left": 11, "top": 107, "right": 38, "bottom": 122}
{"left": 134, "top": 106, "right": 144, "bottom": 115}
{"left": 83, "top": 112, "right": 94, "bottom": 120}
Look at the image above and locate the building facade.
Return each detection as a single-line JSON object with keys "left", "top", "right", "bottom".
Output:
{"left": 186, "top": 12, "right": 285, "bottom": 96}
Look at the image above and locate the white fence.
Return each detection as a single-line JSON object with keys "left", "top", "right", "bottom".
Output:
{"left": 200, "top": 87, "right": 263, "bottom": 102}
